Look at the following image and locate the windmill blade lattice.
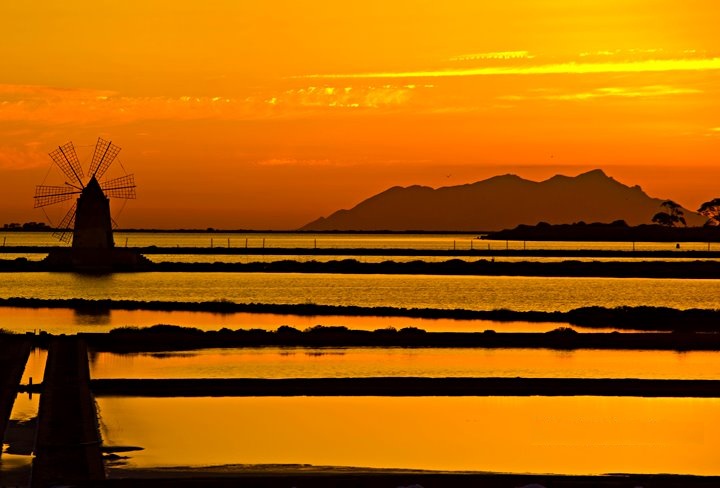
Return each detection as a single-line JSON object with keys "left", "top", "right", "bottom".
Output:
{"left": 36, "top": 138, "right": 135, "bottom": 244}
{"left": 100, "top": 174, "right": 136, "bottom": 199}
{"left": 48, "top": 142, "right": 84, "bottom": 186}
{"left": 34, "top": 185, "right": 81, "bottom": 208}
{"left": 90, "top": 138, "right": 121, "bottom": 179}
{"left": 52, "top": 202, "right": 77, "bottom": 243}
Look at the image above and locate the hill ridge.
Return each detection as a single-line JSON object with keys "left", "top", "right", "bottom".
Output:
{"left": 300, "top": 169, "right": 703, "bottom": 231}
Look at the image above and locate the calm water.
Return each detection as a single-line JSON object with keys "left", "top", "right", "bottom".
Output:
{"left": 89, "top": 348, "right": 720, "bottom": 380}
{"left": 2, "top": 232, "right": 716, "bottom": 478}
{"left": 0, "top": 348, "right": 44, "bottom": 476}
{"left": 1, "top": 272, "right": 720, "bottom": 311}
{"left": 0, "top": 307, "right": 581, "bottom": 334}
{"left": 2, "top": 231, "right": 717, "bottom": 251}
{"left": 97, "top": 396, "right": 720, "bottom": 475}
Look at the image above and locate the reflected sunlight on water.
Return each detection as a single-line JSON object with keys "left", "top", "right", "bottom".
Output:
{"left": 0, "top": 307, "right": 582, "bottom": 334}
{"left": 97, "top": 396, "right": 720, "bottom": 475}
{"left": 3, "top": 231, "right": 718, "bottom": 478}
{"left": 2, "top": 273, "right": 720, "bottom": 312}
{"left": 89, "top": 348, "right": 720, "bottom": 380}
{"left": 0, "top": 348, "right": 44, "bottom": 478}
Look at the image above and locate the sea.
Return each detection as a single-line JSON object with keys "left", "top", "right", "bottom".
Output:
{"left": 1, "top": 232, "right": 719, "bottom": 476}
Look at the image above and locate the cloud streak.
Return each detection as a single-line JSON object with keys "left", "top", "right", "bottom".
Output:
{"left": 501, "top": 85, "right": 702, "bottom": 101}
{"left": 0, "top": 83, "right": 423, "bottom": 127}
{"left": 450, "top": 50, "right": 534, "bottom": 61}
{"left": 301, "top": 57, "right": 720, "bottom": 79}
{"left": 268, "top": 84, "right": 426, "bottom": 109}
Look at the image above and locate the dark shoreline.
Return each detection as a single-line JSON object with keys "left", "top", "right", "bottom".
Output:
{"left": 99, "top": 469, "right": 720, "bottom": 488}
{"left": 3, "top": 245, "right": 720, "bottom": 258}
{"left": 3, "top": 298, "right": 720, "bottom": 332}
{"left": 72, "top": 325, "right": 720, "bottom": 352}
{"left": 4, "top": 254, "right": 720, "bottom": 278}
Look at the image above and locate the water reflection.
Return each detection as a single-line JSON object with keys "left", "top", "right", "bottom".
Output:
{"left": 2, "top": 273, "right": 720, "bottom": 312}
{"left": 97, "top": 396, "right": 720, "bottom": 475}
{"left": 88, "top": 348, "right": 720, "bottom": 380}
{"left": 0, "top": 307, "right": 587, "bottom": 335}
{"left": 74, "top": 308, "right": 111, "bottom": 326}
{"left": 0, "top": 348, "right": 44, "bottom": 482}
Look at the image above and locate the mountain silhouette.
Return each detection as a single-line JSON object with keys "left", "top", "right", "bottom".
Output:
{"left": 300, "top": 169, "right": 704, "bottom": 231}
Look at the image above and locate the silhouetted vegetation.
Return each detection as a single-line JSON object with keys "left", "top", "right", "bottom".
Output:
{"left": 5, "top": 255, "right": 720, "bottom": 278}
{"left": 73, "top": 470, "right": 720, "bottom": 487}
{"left": 64, "top": 323, "right": 720, "bottom": 352}
{"left": 699, "top": 198, "right": 720, "bottom": 227}
{"left": 3, "top": 297, "right": 720, "bottom": 334}
{"left": 1, "top": 221, "right": 52, "bottom": 231}
{"left": 652, "top": 200, "right": 686, "bottom": 227}
{"left": 484, "top": 221, "right": 720, "bottom": 242}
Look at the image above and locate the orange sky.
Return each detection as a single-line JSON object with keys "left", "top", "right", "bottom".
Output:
{"left": 1, "top": 1, "right": 719, "bottom": 229}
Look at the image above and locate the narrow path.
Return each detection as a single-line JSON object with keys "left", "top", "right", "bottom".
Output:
{"left": 32, "top": 337, "right": 105, "bottom": 487}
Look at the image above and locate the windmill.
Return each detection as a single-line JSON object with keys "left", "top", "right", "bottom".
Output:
{"left": 34, "top": 138, "right": 136, "bottom": 249}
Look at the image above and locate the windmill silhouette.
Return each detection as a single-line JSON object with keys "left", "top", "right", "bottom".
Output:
{"left": 34, "top": 138, "right": 136, "bottom": 249}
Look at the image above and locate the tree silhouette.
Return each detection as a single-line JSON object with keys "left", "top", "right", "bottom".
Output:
{"left": 698, "top": 198, "right": 720, "bottom": 227}
{"left": 651, "top": 200, "right": 686, "bottom": 227}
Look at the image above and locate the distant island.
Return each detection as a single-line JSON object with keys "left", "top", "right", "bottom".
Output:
{"left": 300, "top": 169, "right": 706, "bottom": 231}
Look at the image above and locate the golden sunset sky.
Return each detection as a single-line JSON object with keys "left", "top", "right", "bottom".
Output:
{"left": 1, "top": 1, "right": 719, "bottom": 229}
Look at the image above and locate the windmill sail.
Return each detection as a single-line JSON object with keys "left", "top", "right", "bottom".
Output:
{"left": 48, "top": 142, "right": 84, "bottom": 186}
{"left": 52, "top": 202, "right": 77, "bottom": 243}
{"left": 100, "top": 174, "right": 136, "bottom": 199}
{"left": 90, "top": 137, "right": 121, "bottom": 180}
{"left": 36, "top": 137, "right": 135, "bottom": 246}
{"left": 34, "top": 185, "right": 81, "bottom": 208}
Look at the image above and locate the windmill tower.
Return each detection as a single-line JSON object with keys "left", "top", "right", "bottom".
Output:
{"left": 34, "top": 138, "right": 141, "bottom": 270}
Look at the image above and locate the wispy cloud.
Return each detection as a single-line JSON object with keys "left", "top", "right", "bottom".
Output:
{"left": 0, "top": 82, "right": 425, "bottom": 128}
{"left": 450, "top": 50, "right": 534, "bottom": 61}
{"left": 301, "top": 57, "right": 720, "bottom": 79}
{"left": 267, "top": 84, "right": 429, "bottom": 109}
{"left": 0, "top": 141, "right": 49, "bottom": 170}
{"left": 501, "top": 85, "right": 702, "bottom": 101}
{"left": 0, "top": 85, "right": 252, "bottom": 125}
